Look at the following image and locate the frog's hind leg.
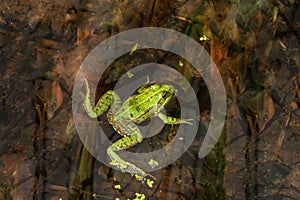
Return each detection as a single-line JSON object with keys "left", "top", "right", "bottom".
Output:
{"left": 107, "top": 124, "right": 153, "bottom": 182}
{"left": 84, "top": 78, "right": 121, "bottom": 118}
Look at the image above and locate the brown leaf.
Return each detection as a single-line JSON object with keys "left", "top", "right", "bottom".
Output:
{"left": 259, "top": 91, "right": 275, "bottom": 132}
{"left": 294, "top": 74, "right": 300, "bottom": 101}
{"left": 40, "top": 38, "right": 59, "bottom": 49}
{"left": 277, "top": 130, "right": 286, "bottom": 148}
{"left": 47, "top": 80, "right": 63, "bottom": 120}
{"left": 77, "top": 28, "right": 94, "bottom": 46}
{"left": 267, "top": 94, "right": 275, "bottom": 124}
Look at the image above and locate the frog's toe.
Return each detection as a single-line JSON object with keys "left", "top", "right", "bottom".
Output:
{"left": 134, "top": 174, "right": 146, "bottom": 182}
{"left": 125, "top": 164, "right": 155, "bottom": 181}
{"left": 134, "top": 172, "right": 155, "bottom": 184}
{"left": 181, "top": 119, "right": 194, "bottom": 125}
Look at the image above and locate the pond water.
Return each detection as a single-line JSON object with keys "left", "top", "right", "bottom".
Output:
{"left": 0, "top": 0, "right": 299, "bottom": 199}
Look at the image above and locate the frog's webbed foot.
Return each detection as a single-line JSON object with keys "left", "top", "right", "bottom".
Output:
{"left": 179, "top": 118, "right": 194, "bottom": 125}
{"left": 157, "top": 113, "right": 194, "bottom": 125}
{"left": 83, "top": 78, "right": 121, "bottom": 118}
{"left": 109, "top": 159, "right": 155, "bottom": 183}
{"left": 107, "top": 131, "right": 155, "bottom": 185}
{"left": 125, "top": 163, "right": 155, "bottom": 182}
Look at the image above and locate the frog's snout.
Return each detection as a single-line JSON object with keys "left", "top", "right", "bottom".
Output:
{"left": 170, "top": 85, "right": 177, "bottom": 96}
{"left": 165, "top": 84, "right": 176, "bottom": 92}
{"left": 174, "top": 88, "right": 178, "bottom": 95}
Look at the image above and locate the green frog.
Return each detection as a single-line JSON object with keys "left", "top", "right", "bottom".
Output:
{"left": 83, "top": 78, "right": 192, "bottom": 184}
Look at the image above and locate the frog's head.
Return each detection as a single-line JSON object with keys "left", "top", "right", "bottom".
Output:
{"left": 153, "top": 84, "right": 176, "bottom": 111}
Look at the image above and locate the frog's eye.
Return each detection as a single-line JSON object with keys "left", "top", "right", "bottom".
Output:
{"left": 162, "top": 93, "right": 167, "bottom": 99}
{"left": 162, "top": 92, "right": 172, "bottom": 100}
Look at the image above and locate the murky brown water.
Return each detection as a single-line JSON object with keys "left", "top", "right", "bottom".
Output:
{"left": 0, "top": 0, "right": 299, "bottom": 199}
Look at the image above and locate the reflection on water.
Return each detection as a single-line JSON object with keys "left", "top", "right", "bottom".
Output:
{"left": 0, "top": 0, "right": 299, "bottom": 199}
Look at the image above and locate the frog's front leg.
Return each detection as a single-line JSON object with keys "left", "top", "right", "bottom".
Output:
{"left": 157, "top": 113, "right": 193, "bottom": 125}
{"left": 107, "top": 122, "right": 153, "bottom": 182}
{"left": 84, "top": 78, "right": 121, "bottom": 118}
